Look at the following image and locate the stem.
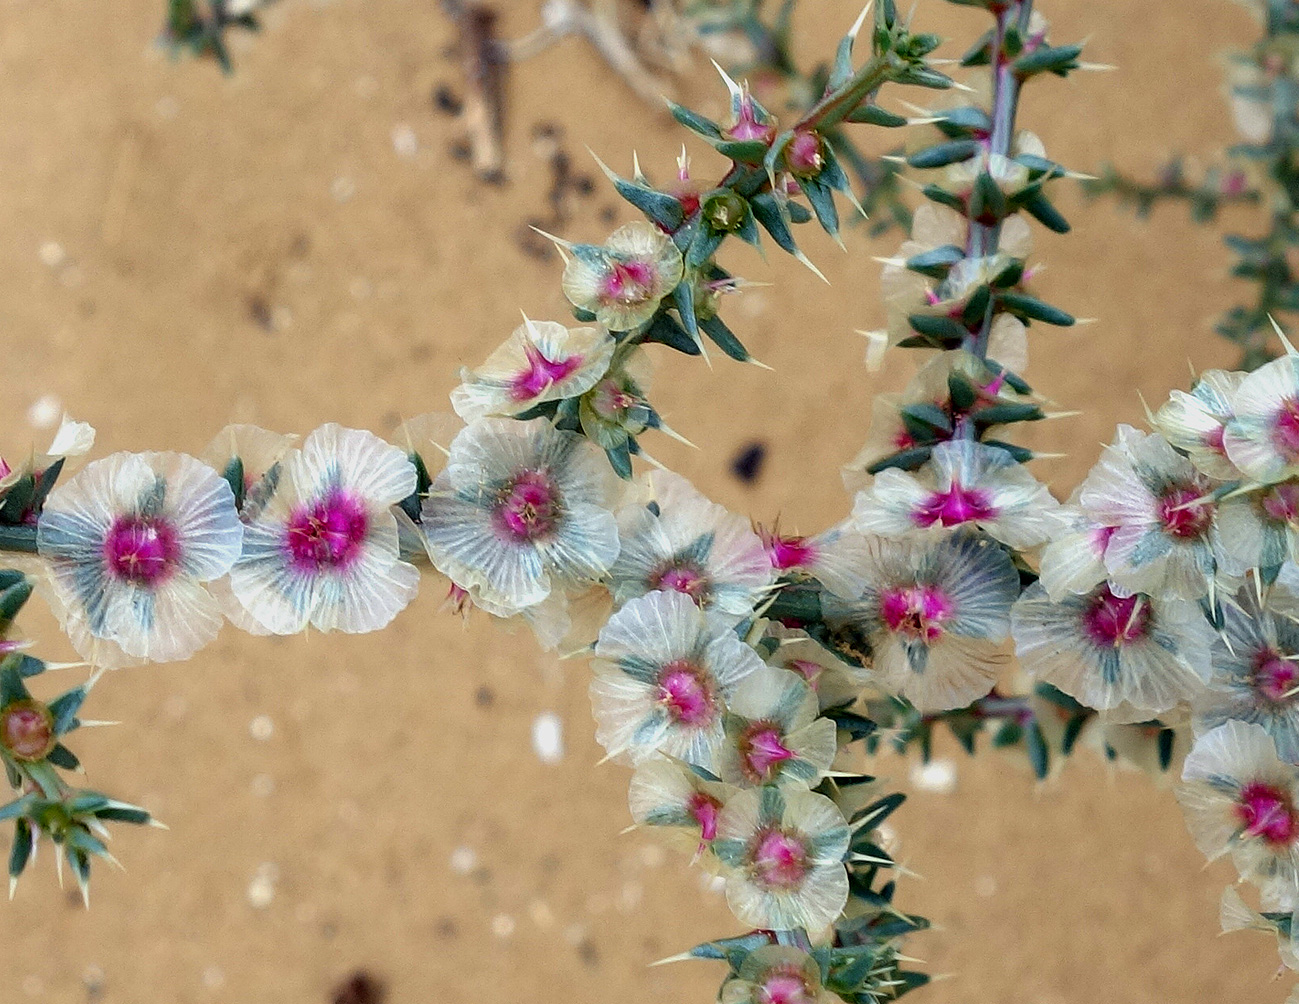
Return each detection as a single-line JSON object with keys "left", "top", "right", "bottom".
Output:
{"left": 797, "top": 51, "right": 898, "bottom": 132}
{"left": 0, "top": 526, "right": 38, "bottom": 555}
{"left": 965, "top": 1, "right": 1033, "bottom": 360}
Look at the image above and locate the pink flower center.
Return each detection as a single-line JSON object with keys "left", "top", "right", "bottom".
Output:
{"left": 1272, "top": 398, "right": 1299, "bottom": 461}
{"left": 103, "top": 515, "right": 180, "bottom": 586}
{"left": 591, "top": 378, "right": 636, "bottom": 420}
{"left": 1253, "top": 649, "right": 1299, "bottom": 703}
{"left": 726, "top": 95, "right": 775, "bottom": 143}
{"left": 750, "top": 828, "right": 811, "bottom": 890}
{"left": 786, "top": 130, "right": 824, "bottom": 176}
{"left": 786, "top": 658, "right": 822, "bottom": 684}
{"left": 510, "top": 344, "right": 583, "bottom": 401}
{"left": 1262, "top": 483, "right": 1299, "bottom": 523}
{"left": 766, "top": 534, "right": 815, "bottom": 572}
{"left": 738, "top": 723, "right": 795, "bottom": 784}
{"left": 913, "top": 482, "right": 997, "bottom": 528}
{"left": 1081, "top": 586, "right": 1151, "bottom": 646}
{"left": 1156, "top": 486, "right": 1213, "bottom": 540}
{"left": 1091, "top": 524, "right": 1117, "bottom": 557}
{"left": 286, "top": 491, "right": 369, "bottom": 571}
{"left": 658, "top": 660, "right": 716, "bottom": 727}
{"left": 651, "top": 562, "right": 709, "bottom": 601}
{"left": 1236, "top": 781, "right": 1298, "bottom": 847}
{"left": 1204, "top": 424, "right": 1227, "bottom": 455}
{"left": 758, "top": 971, "right": 815, "bottom": 1004}
{"left": 0, "top": 702, "right": 53, "bottom": 761}
{"left": 600, "top": 260, "right": 656, "bottom": 306}
{"left": 880, "top": 585, "right": 951, "bottom": 642}
{"left": 687, "top": 791, "right": 722, "bottom": 842}
{"left": 493, "top": 470, "right": 560, "bottom": 542}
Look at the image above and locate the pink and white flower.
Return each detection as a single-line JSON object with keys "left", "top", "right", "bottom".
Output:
{"left": 823, "top": 533, "right": 1020, "bottom": 712}
{"left": 1215, "top": 480, "right": 1299, "bottom": 576}
{"left": 720, "top": 946, "right": 837, "bottom": 1004}
{"left": 627, "top": 757, "right": 736, "bottom": 859}
{"left": 1178, "top": 720, "right": 1299, "bottom": 900}
{"left": 763, "top": 622, "right": 870, "bottom": 712}
{"left": 450, "top": 318, "right": 615, "bottom": 422}
{"left": 1194, "top": 587, "right": 1299, "bottom": 764}
{"left": 1012, "top": 581, "right": 1215, "bottom": 721}
{"left": 853, "top": 440, "right": 1063, "bottom": 549}
{"left": 761, "top": 521, "right": 872, "bottom": 600}
{"left": 1077, "top": 425, "right": 1222, "bottom": 599}
{"left": 37, "top": 451, "right": 243, "bottom": 663}
{"left": 717, "top": 667, "right": 838, "bottom": 789}
{"left": 229, "top": 423, "right": 420, "bottom": 634}
{"left": 1036, "top": 502, "right": 1114, "bottom": 600}
{"left": 611, "top": 471, "right": 774, "bottom": 623}
{"left": 559, "top": 222, "right": 685, "bottom": 332}
{"left": 1224, "top": 353, "right": 1299, "bottom": 484}
{"left": 590, "top": 589, "right": 765, "bottom": 769}
{"left": 422, "top": 417, "right": 621, "bottom": 613}
{"left": 712, "top": 785, "right": 850, "bottom": 932}
{"left": 1152, "top": 369, "right": 1244, "bottom": 481}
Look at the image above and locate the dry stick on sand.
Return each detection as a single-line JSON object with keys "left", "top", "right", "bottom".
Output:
{"left": 443, "top": 0, "right": 509, "bottom": 182}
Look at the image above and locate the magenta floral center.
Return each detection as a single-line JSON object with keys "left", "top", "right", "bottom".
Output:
{"left": 787, "top": 659, "right": 822, "bottom": 684}
{"left": 103, "top": 514, "right": 180, "bottom": 586}
{"left": 1156, "top": 486, "right": 1213, "bottom": 540}
{"left": 750, "top": 827, "right": 811, "bottom": 890}
{"left": 1273, "top": 398, "right": 1299, "bottom": 461}
{"left": 913, "top": 482, "right": 998, "bottom": 528}
{"left": 493, "top": 470, "right": 561, "bottom": 542}
{"left": 591, "top": 378, "right": 636, "bottom": 420}
{"left": 510, "top": 344, "right": 583, "bottom": 401}
{"left": 657, "top": 660, "right": 716, "bottom": 728}
{"left": 786, "top": 131, "right": 824, "bottom": 176}
{"left": 0, "top": 702, "right": 54, "bottom": 761}
{"left": 1262, "top": 482, "right": 1299, "bottom": 523}
{"left": 651, "top": 561, "right": 710, "bottom": 601}
{"left": 1253, "top": 649, "right": 1299, "bottom": 703}
{"left": 601, "top": 260, "right": 656, "bottom": 306}
{"left": 1236, "top": 781, "right": 1299, "bottom": 847}
{"left": 286, "top": 491, "right": 369, "bottom": 571}
{"left": 766, "top": 535, "right": 815, "bottom": 571}
{"left": 687, "top": 791, "right": 722, "bottom": 842}
{"left": 758, "top": 971, "right": 815, "bottom": 1004}
{"left": 1204, "top": 424, "right": 1227, "bottom": 455}
{"left": 738, "top": 722, "right": 796, "bottom": 784}
{"left": 879, "top": 585, "right": 952, "bottom": 642}
{"left": 1081, "top": 586, "right": 1152, "bottom": 647}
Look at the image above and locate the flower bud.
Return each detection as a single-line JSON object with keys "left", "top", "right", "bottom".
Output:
{"left": 702, "top": 190, "right": 748, "bottom": 233}
{"left": 785, "top": 130, "right": 825, "bottom": 179}
{"left": 1, "top": 700, "right": 55, "bottom": 762}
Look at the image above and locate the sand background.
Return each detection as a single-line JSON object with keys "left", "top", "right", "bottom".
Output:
{"left": 0, "top": 0, "right": 1283, "bottom": 1000}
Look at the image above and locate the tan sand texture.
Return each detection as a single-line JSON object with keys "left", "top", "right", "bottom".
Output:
{"left": 0, "top": 0, "right": 1286, "bottom": 1000}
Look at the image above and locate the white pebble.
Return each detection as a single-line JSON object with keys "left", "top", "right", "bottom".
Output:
{"left": 251, "top": 774, "right": 275, "bottom": 797}
{"left": 448, "top": 845, "right": 477, "bottom": 875}
{"left": 910, "top": 758, "right": 958, "bottom": 795}
{"left": 249, "top": 715, "right": 274, "bottom": 741}
{"left": 532, "top": 712, "right": 564, "bottom": 763}
{"left": 491, "top": 913, "right": 515, "bottom": 938}
{"left": 38, "top": 242, "right": 64, "bottom": 267}
{"left": 331, "top": 176, "right": 356, "bottom": 202}
{"left": 201, "top": 965, "right": 225, "bottom": 990}
{"left": 155, "top": 96, "right": 180, "bottom": 120}
{"left": 246, "top": 862, "right": 279, "bottom": 909}
{"left": 527, "top": 899, "right": 554, "bottom": 929}
{"left": 26, "top": 394, "right": 61, "bottom": 430}
{"left": 975, "top": 875, "right": 998, "bottom": 898}
{"left": 391, "top": 124, "right": 418, "bottom": 157}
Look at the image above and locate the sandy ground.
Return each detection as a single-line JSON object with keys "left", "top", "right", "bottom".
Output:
{"left": 0, "top": 0, "right": 1286, "bottom": 1000}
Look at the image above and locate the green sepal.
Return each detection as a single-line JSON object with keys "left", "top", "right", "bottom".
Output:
{"left": 712, "top": 139, "right": 771, "bottom": 164}
{"left": 667, "top": 101, "right": 722, "bottom": 140}
{"left": 8, "top": 818, "right": 32, "bottom": 881}
{"left": 990, "top": 258, "right": 1025, "bottom": 288}
{"left": 899, "top": 402, "right": 952, "bottom": 436}
{"left": 571, "top": 306, "right": 598, "bottom": 323}
{"left": 47, "top": 687, "right": 87, "bottom": 736}
{"left": 643, "top": 313, "right": 702, "bottom": 356}
{"left": 906, "top": 314, "right": 969, "bottom": 345}
{"left": 1157, "top": 728, "right": 1177, "bottom": 771}
{"left": 700, "top": 316, "right": 750, "bottom": 362}
{"left": 0, "top": 794, "right": 35, "bottom": 825}
{"left": 0, "top": 475, "right": 36, "bottom": 526}
{"left": 682, "top": 931, "right": 772, "bottom": 967}
{"left": 686, "top": 227, "right": 725, "bottom": 269}
{"left": 969, "top": 170, "right": 1008, "bottom": 224}
{"left": 905, "top": 244, "right": 965, "bottom": 279}
{"left": 980, "top": 439, "right": 1036, "bottom": 463}
{"left": 960, "top": 27, "right": 995, "bottom": 67}
{"left": 0, "top": 662, "right": 29, "bottom": 707}
{"left": 222, "top": 457, "right": 246, "bottom": 511}
{"left": 398, "top": 449, "right": 433, "bottom": 524}
{"left": 605, "top": 441, "right": 634, "bottom": 480}
{"left": 921, "top": 184, "right": 966, "bottom": 212}
{"left": 850, "top": 791, "right": 905, "bottom": 831}
{"left": 94, "top": 802, "right": 154, "bottom": 826}
{"left": 29, "top": 458, "right": 64, "bottom": 517}
{"left": 843, "top": 104, "right": 907, "bottom": 128}
{"left": 982, "top": 358, "right": 1034, "bottom": 394}
{"left": 947, "top": 373, "right": 978, "bottom": 412}
{"left": 824, "top": 708, "right": 877, "bottom": 742}
{"left": 1013, "top": 42, "right": 1084, "bottom": 78}
{"left": 960, "top": 285, "right": 992, "bottom": 326}
{"left": 47, "top": 743, "right": 80, "bottom": 771}
{"left": 907, "top": 139, "right": 981, "bottom": 170}
{"left": 972, "top": 402, "right": 1045, "bottom": 426}
{"left": 998, "top": 291, "right": 1076, "bottom": 326}
{"left": 612, "top": 176, "right": 685, "bottom": 231}
{"left": 1025, "top": 722, "right": 1050, "bottom": 780}
{"left": 803, "top": 177, "right": 841, "bottom": 241}
{"left": 0, "top": 575, "right": 33, "bottom": 630}
{"left": 867, "top": 446, "right": 934, "bottom": 474}
{"left": 932, "top": 106, "right": 993, "bottom": 139}
{"left": 1019, "top": 189, "right": 1071, "bottom": 233}
{"left": 672, "top": 278, "right": 701, "bottom": 344}
{"left": 750, "top": 192, "right": 800, "bottom": 255}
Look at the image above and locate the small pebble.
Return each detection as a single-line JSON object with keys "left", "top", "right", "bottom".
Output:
{"left": 249, "top": 715, "right": 274, "bottom": 741}
{"left": 38, "top": 242, "right": 65, "bottom": 267}
{"left": 331, "top": 177, "right": 356, "bottom": 202}
{"left": 391, "top": 124, "right": 418, "bottom": 157}
{"left": 27, "top": 394, "right": 62, "bottom": 429}
{"left": 730, "top": 442, "right": 767, "bottom": 484}
{"left": 202, "top": 966, "right": 225, "bottom": 990}
{"left": 491, "top": 913, "right": 515, "bottom": 938}
{"left": 246, "top": 862, "right": 279, "bottom": 909}
{"left": 532, "top": 712, "right": 564, "bottom": 763}
{"left": 155, "top": 96, "right": 180, "bottom": 119}
{"left": 251, "top": 773, "right": 275, "bottom": 797}
{"left": 449, "top": 845, "right": 477, "bottom": 875}
{"left": 910, "top": 758, "right": 958, "bottom": 795}
{"left": 331, "top": 970, "right": 386, "bottom": 1004}
{"left": 975, "top": 875, "right": 998, "bottom": 898}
